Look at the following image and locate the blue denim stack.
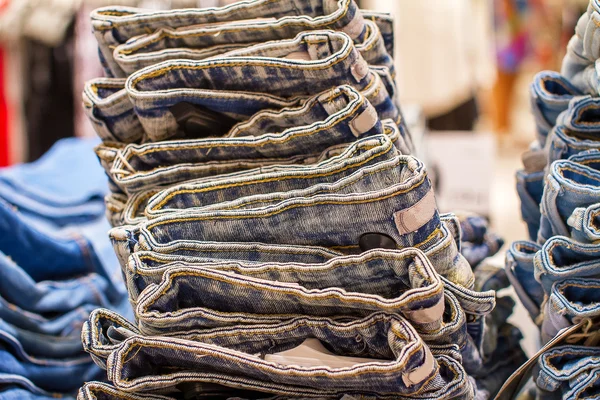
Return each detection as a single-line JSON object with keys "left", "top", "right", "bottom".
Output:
{"left": 511, "top": 1, "right": 600, "bottom": 398}
{"left": 0, "top": 138, "right": 131, "bottom": 400}
{"left": 75, "top": 1, "right": 523, "bottom": 399}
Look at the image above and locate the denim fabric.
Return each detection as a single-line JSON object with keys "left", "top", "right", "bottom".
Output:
{"left": 132, "top": 249, "right": 445, "bottom": 332}
{"left": 104, "top": 313, "right": 474, "bottom": 398}
{"left": 122, "top": 217, "right": 467, "bottom": 303}
{"left": 123, "top": 133, "right": 398, "bottom": 225}
{"left": 0, "top": 374, "right": 74, "bottom": 400}
{"left": 125, "top": 31, "right": 401, "bottom": 144}
{"left": 516, "top": 167, "right": 545, "bottom": 241}
{"left": 0, "top": 319, "right": 84, "bottom": 360}
{"left": 505, "top": 241, "right": 544, "bottom": 321}
{"left": 546, "top": 97, "right": 600, "bottom": 166}
{"left": 561, "top": 366, "right": 600, "bottom": 399}
{"left": 536, "top": 345, "right": 600, "bottom": 398}
{"left": 0, "top": 198, "right": 124, "bottom": 306}
{"left": 529, "top": 71, "right": 583, "bottom": 147}
{"left": 474, "top": 323, "right": 528, "bottom": 400}
{"left": 103, "top": 87, "right": 396, "bottom": 194}
{"left": 561, "top": 4, "right": 600, "bottom": 86}
{"left": 537, "top": 159, "right": 600, "bottom": 244}
{"left": 0, "top": 250, "right": 112, "bottom": 314}
{"left": 83, "top": 79, "right": 146, "bottom": 144}
{"left": 0, "top": 297, "right": 97, "bottom": 337}
{"left": 112, "top": 17, "right": 392, "bottom": 80}
{"left": 91, "top": 0, "right": 388, "bottom": 78}
{"left": 0, "top": 344, "right": 101, "bottom": 393}
{"left": 78, "top": 382, "right": 173, "bottom": 400}
{"left": 568, "top": 202, "right": 600, "bottom": 243}
{"left": 458, "top": 214, "right": 504, "bottom": 268}
{"left": 0, "top": 138, "right": 107, "bottom": 228}
{"left": 534, "top": 236, "right": 600, "bottom": 298}
{"left": 541, "top": 278, "right": 600, "bottom": 343}
{"left": 110, "top": 155, "right": 477, "bottom": 290}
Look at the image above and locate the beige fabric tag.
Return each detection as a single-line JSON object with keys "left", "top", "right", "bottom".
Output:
{"left": 393, "top": 189, "right": 437, "bottom": 234}
{"left": 349, "top": 103, "right": 378, "bottom": 137}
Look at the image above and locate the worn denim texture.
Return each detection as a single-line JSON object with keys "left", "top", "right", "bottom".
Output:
{"left": 117, "top": 133, "right": 398, "bottom": 225}
{"left": 91, "top": 0, "right": 393, "bottom": 78}
{"left": 505, "top": 241, "right": 544, "bottom": 321}
{"left": 125, "top": 31, "right": 402, "bottom": 143}
{"left": 536, "top": 345, "right": 600, "bottom": 399}
{"left": 530, "top": 71, "right": 583, "bottom": 147}
{"left": 538, "top": 159, "right": 600, "bottom": 244}
{"left": 541, "top": 278, "right": 600, "bottom": 343}
{"left": 99, "top": 88, "right": 401, "bottom": 195}
{"left": 568, "top": 201, "right": 600, "bottom": 243}
{"left": 102, "top": 313, "right": 474, "bottom": 398}
{"left": 546, "top": 97, "right": 600, "bottom": 167}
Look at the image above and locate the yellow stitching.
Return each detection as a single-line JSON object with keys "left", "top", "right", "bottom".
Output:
{"left": 150, "top": 141, "right": 393, "bottom": 210}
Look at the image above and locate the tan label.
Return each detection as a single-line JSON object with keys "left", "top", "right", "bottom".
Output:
{"left": 393, "top": 189, "right": 437, "bottom": 234}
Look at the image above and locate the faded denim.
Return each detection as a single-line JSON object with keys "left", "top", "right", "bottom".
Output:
{"left": 505, "top": 241, "right": 544, "bottom": 321}
{"left": 125, "top": 31, "right": 401, "bottom": 143}
{"left": 104, "top": 313, "right": 475, "bottom": 398}
{"left": 530, "top": 71, "right": 583, "bottom": 147}
{"left": 91, "top": 0, "right": 393, "bottom": 78}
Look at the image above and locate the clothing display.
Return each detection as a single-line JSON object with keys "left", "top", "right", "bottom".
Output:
{"left": 0, "top": 137, "right": 131, "bottom": 400}
{"left": 61, "top": 1, "right": 517, "bottom": 399}
{"left": 511, "top": 0, "right": 600, "bottom": 397}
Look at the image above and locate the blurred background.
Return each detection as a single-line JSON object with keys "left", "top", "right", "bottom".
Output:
{"left": 0, "top": 0, "right": 588, "bottom": 247}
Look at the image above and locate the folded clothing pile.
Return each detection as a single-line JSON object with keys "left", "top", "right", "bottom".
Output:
{"left": 76, "top": 1, "right": 523, "bottom": 399}
{"left": 0, "top": 138, "right": 130, "bottom": 400}
{"left": 511, "top": 1, "right": 600, "bottom": 398}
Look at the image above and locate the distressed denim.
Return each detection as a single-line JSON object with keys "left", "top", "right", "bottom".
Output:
{"left": 530, "top": 71, "right": 583, "bottom": 147}
{"left": 112, "top": 17, "right": 392, "bottom": 81}
{"left": 125, "top": 31, "right": 401, "bottom": 143}
{"left": 140, "top": 132, "right": 411, "bottom": 217}
{"left": 516, "top": 165, "right": 545, "bottom": 241}
{"left": 546, "top": 97, "right": 600, "bottom": 167}
{"left": 103, "top": 86, "right": 397, "bottom": 194}
{"left": 0, "top": 138, "right": 107, "bottom": 228}
{"left": 458, "top": 215, "right": 504, "bottom": 268}
{"left": 538, "top": 159, "right": 600, "bottom": 244}
{"left": 78, "top": 382, "right": 173, "bottom": 400}
{"left": 505, "top": 241, "right": 544, "bottom": 321}
{"left": 91, "top": 0, "right": 392, "bottom": 77}
{"left": 132, "top": 249, "right": 444, "bottom": 332}
{"left": 534, "top": 236, "right": 600, "bottom": 300}
{"left": 568, "top": 202, "right": 600, "bottom": 243}
{"left": 110, "top": 155, "right": 476, "bottom": 290}
{"left": 541, "top": 278, "right": 600, "bottom": 343}
{"left": 560, "top": 366, "right": 600, "bottom": 399}
{"left": 120, "top": 133, "right": 398, "bottom": 225}
{"left": 0, "top": 250, "right": 113, "bottom": 314}
{"left": 474, "top": 323, "right": 528, "bottom": 400}
{"left": 536, "top": 345, "right": 600, "bottom": 399}
{"left": 104, "top": 313, "right": 474, "bottom": 398}
{"left": 122, "top": 216, "right": 466, "bottom": 303}
{"left": 0, "top": 374, "right": 75, "bottom": 400}
{"left": 82, "top": 79, "right": 146, "bottom": 144}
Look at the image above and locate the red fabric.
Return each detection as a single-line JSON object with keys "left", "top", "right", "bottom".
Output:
{"left": 0, "top": 46, "right": 9, "bottom": 167}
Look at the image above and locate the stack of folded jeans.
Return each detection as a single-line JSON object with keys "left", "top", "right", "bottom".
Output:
{"left": 76, "top": 1, "right": 525, "bottom": 399}
{"left": 0, "top": 138, "right": 131, "bottom": 400}
{"left": 511, "top": 1, "right": 600, "bottom": 398}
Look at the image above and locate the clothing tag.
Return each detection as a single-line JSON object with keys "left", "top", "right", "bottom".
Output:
{"left": 393, "top": 189, "right": 436, "bottom": 235}
{"left": 522, "top": 149, "right": 547, "bottom": 173}
{"left": 494, "top": 321, "right": 586, "bottom": 400}
{"left": 349, "top": 103, "right": 378, "bottom": 137}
